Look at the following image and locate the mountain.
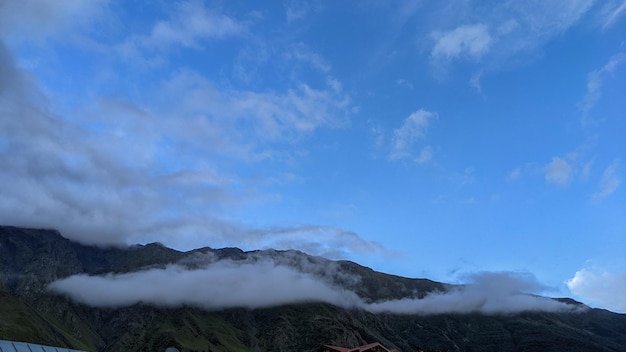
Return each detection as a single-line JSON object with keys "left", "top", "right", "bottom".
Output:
{"left": 1, "top": 225, "right": 625, "bottom": 352}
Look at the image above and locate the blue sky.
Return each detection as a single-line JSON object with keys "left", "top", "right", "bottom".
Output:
{"left": 0, "top": 0, "right": 625, "bottom": 312}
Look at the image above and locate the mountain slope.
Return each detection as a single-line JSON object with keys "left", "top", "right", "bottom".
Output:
{"left": 1, "top": 225, "right": 625, "bottom": 352}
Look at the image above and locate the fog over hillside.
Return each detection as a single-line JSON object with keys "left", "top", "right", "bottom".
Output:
{"left": 49, "top": 250, "right": 581, "bottom": 314}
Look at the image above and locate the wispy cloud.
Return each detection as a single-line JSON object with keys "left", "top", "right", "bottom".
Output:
{"left": 599, "top": 0, "right": 626, "bottom": 28}
{"left": 285, "top": 42, "right": 331, "bottom": 73}
{"left": 415, "top": 145, "right": 434, "bottom": 164}
{"left": 244, "top": 225, "right": 389, "bottom": 260}
{"left": 545, "top": 157, "right": 573, "bottom": 187}
{"left": 427, "top": 0, "right": 595, "bottom": 74}
{"left": 116, "top": 1, "right": 245, "bottom": 64}
{"left": 390, "top": 109, "right": 437, "bottom": 161}
{"left": 285, "top": 0, "right": 321, "bottom": 24}
{"left": 508, "top": 137, "right": 602, "bottom": 188}
{"left": 157, "top": 69, "right": 350, "bottom": 148}
{"left": 580, "top": 53, "right": 626, "bottom": 125}
{"left": 591, "top": 160, "right": 621, "bottom": 202}
{"left": 505, "top": 0, "right": 595, "bottom": 35}
{"left": 567, "top": 268, "right": 626, "bottom": 313}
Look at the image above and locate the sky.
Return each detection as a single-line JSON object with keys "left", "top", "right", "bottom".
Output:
{"left": 0, "top": 0, "right": 625, "bottom": 313}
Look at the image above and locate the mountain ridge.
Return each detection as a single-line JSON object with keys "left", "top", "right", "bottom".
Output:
{"left": 1, "top": 225, "right": 625, "bottom": 352}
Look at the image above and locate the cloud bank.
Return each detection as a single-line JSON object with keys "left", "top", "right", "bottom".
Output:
{"left": 48, "top": 258, "right": 581, "bottom": 315}
{"left": 49, "top": 259, "right": 362, "bottom": 310}
{"left": 0, "top": 2, "right": 370, "bottom": 259}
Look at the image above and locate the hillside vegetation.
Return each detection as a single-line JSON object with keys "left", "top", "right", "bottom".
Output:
{"left": 1, "top": 226, "right": 625, "bottom": 352}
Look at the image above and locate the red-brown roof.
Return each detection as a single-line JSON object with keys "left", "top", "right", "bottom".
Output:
{"left": 321, "top": 342, "right": 397, "bottom": 352}
{"left": 322, "top": 345, "right": 351, "bottom": 352}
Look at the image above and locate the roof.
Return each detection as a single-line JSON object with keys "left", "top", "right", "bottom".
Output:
{"left": 0, "top": 339, "right": 85, "bottom": 352}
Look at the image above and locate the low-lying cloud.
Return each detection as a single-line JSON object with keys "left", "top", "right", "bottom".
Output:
{"left": 49, "top": 260, "right": 362, "bottom": 310}
{"left": 366, "top": 272, "right": 577, "bottom": 314}
{"left": 48, "top": 257, "right": 581, "bottom": 315}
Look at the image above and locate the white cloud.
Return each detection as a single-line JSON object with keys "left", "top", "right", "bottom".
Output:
{"left": 49, "top": 261, "right": 580, "bottom": 315}
{"left": 368, "top": 272, "right": 578, "bottom": 314}
{"left": 545, "top": 157, "right": 573, "bottom": 186}
{"left": 390, "top": 109, "right": 437, "bottom": 160}
{"left": 591, "top": 161, "right": 620, "bottom": 202}
{"left": 49, "top": 260, "right": 362, "bottom": 309}
{"left": 566, "top": 268, "right": 626, "bottom": 313}
{"left": 431, "top": 24, "right": 492, "bottom": 61}
{"left": 0, "top": 33, "right": 357, "bottom": 255}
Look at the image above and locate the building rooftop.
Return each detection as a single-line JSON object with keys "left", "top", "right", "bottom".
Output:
{"left": 0, "top": 340, "right": 85, "bottom": 352}
{"left": 321, "top": 341, "right": 399, "bottom": 352}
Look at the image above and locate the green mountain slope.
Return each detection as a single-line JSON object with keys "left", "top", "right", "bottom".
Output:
{"left": 1, "top": 226, "right": 625, "bottom": 352}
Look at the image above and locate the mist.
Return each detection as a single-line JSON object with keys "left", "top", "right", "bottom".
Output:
{"left": 49, "top": 257, "right": 581, "bottom": 314}
{"left": 365, "top": 272, "right": 579, "bottom": 314}
{"left": 48, "top": 259, "right": 362, "bottom": 310}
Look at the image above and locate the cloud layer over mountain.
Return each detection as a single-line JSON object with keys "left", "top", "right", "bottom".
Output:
{"left": 50, "top": 259, "right": 362, "bottom": 310}
{"left": 49, "top": 257, "right": 580, "bottom": 315}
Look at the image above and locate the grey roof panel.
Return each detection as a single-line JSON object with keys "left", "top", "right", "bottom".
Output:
{"left": 0, "top": 340, "right": 17, "bottom": 352}
{"left": 9, "top": 342, "right": 31, "bottom": 352}
{"left": 0, "top": 341, "right": 84, "bottom": 352}
{"left": 30, "top": 345, "right": 46, "bottom": 352}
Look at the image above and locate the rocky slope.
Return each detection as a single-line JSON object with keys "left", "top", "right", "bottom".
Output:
{"left": 1, "top": 225, "right": 625, "bottom": 352}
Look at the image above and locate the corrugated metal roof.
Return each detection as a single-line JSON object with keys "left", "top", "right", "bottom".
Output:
{"left": 0, "top": 340, "right": 85, "bottom": 352}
